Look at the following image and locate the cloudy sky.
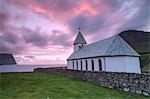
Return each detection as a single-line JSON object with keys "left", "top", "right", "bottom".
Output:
{"left": 0, "top": 0, "right": 149, "bottom": 65}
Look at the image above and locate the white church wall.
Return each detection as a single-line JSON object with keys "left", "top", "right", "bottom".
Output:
{"left": 87, "top": 59, "right": 92, "bottom": 71}
{"left": 67, "top": 61, "right": 72, "bottom": 69}
{"left": 74, "top": 60, "right": 77, "bottom": 70}
{"left": 105, "top": 56, "right": 141, "bottom": 73}
{"left": 78, "top": 60, "right": 81, "bottom": 70}
{"left": 93, "top": 58, "right": 99, "bottom": 71}
{"left": 95, "top": 57, "right": 105, "bottom": 71}
{"left": 82, "top": 59, "right": 86, "bottom": 71}
{"left": 68, "top": 56, "right": 140, "bottom": 73}
{"left": 124, "top": 57, "right": 141, "bottom": 73}
{"left": 101, "top": 58, "right": 105, "bottom": 71}
{"left": 105, "top": 57, "right": 127, "bottom": 72}
{"left": 79, "top": 58, "right": 105, "bottom": 71}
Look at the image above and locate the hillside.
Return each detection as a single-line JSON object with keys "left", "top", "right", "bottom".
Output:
{"left": 119, "top": 30, "right": 150, "bottom": 54}
{"left": 0, "top": 54, "right": 17, "bottom": 65}
{"left": 119, "top": 30, "right": 150, "bottom": 69}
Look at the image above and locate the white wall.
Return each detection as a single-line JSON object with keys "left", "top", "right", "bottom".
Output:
{"left": 93, "top": 58, "right": 99, "bottom": 71}
{"left": 93, "top": 58, "right": 105, "bottom": 71}
{"left": 72, "top": 60, "right": 80, "bottom": 70}
{"left": 101, "top": 58, "right": 105, "bottom": 71}
{"left": 67, "top": 56, "right": 140, "bottom": 73}
{"left": 87, "top": 59, "right": 92, "bottom": 71}
{"left": 67, "top": 61, "right": 72, "bottom": 69}
{"left": 74, "top": 60, "right": 77, "bottom": 70}
{"left": 75, "top": 60, "right": 79, "bottom": 70}
{"left": 82, "top": 59, "right": 86, "bottom": 71}
{"left": 68, "top": 58, "right": 104, "bottom": 71}
{"left": 78, "top": 60, "right": 81, "bottom": 70}
{"left": 105, "top": 57, "right": 126, "bottom": 72}
{"left": 105, "top": 56, "right": 141, "bottom": 73}
{"left": 124, "top": 57, "right": 141, "bottom": 73}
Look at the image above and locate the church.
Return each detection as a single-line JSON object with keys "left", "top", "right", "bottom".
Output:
{"left": 67, "top": 29, "right": 141, "bottom": 73}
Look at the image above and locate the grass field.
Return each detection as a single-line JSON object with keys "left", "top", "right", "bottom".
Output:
{"left": 0, "top": 72, "right": 149, "bottom": 99}
{"left": 140, "top": 53, "right": 150, "bottom": 71}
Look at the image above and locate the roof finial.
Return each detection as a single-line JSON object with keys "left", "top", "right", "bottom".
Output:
{"left": 79, "top": 27, "right": 81, "bottom": 31}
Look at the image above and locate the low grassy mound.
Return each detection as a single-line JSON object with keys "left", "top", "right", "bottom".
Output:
{"left": 0, "top": 72, "right": 149, "bottom": 99}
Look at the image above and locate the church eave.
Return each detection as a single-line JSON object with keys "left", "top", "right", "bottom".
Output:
{"left": 67, "top": 54, "right": 140, "bottom": 61}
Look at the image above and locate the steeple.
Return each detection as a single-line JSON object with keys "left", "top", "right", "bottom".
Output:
{"left": 73, "top": 28, "right": 87, "bottom": 51}
{"left": 73, "top": 28, "right": 87, "bottom": 45}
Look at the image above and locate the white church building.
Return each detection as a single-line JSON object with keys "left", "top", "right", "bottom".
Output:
{"left": 67, "top": 30, "right": 141, "bottom": 73}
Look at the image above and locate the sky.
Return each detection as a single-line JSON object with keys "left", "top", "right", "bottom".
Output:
{"left": 0, "top": 0, "right": 149, "bottom": 65}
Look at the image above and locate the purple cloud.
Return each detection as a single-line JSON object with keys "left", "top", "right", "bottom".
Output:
{"left": 0, "top": 0, "right": 149, "bottom": 64}
{"left": 22, "top": 27, "right": 49, "bottom": 47}
{"left": 0, "top": 32, "right": 26, "bottom": 54}
{"left": 67, "top": 0, "right": 149, "bottom": 40}
{"left": 50, "top": 30, "right": 72, "bottom": 47}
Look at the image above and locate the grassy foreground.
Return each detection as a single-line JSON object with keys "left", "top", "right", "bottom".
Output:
{"left": 0, "top": 72, "right": 149, "bottom": 99}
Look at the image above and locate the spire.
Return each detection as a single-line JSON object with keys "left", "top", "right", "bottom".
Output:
{"left": 73, "top": 28, "right": 87, "bottom": 45}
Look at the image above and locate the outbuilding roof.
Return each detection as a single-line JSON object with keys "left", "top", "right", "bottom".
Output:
{"left": 67, "top": 35, "right": 140, "bottom": 60}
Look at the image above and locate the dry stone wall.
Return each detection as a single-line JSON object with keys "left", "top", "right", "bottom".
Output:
{"left": 34, "top": 68, "right": 150, "bottom": 96}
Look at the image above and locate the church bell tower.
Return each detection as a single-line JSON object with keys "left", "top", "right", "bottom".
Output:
{"left": 73, "top": 28, "right": 87, "bottom": 52}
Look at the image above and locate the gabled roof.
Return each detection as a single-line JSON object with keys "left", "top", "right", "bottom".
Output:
{"left": 73, "top": 31, "right": 87, "bottom": 45}
{"left": 67, "top": 35, "right": 140, "bottom": 60}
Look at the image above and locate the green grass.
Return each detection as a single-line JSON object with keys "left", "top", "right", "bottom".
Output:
{"left": 140, "top": 53, "right": 150, "bottom": 71}
{"left": 0, "top": 72, "right": 149, "bottom": 99}
{"left": 142, "top": 65, "right": 150, "bottom": 70}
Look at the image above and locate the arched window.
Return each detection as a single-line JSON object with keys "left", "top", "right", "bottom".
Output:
{"left": 81, "top": 60, "right": 82, "bottom": 71}
{"left": 86, "top": 60, "right": 88, "bottom": 71}
{"left": 91, "top": 59, "right": 94, "bottom": 71}
{"left": 76, "top": 61, "right": 78, "bottom": 70}
{"left": 72, "top": 61, "right": 74, "bottom": 70}
{"left": 99, "top": 59, "right": 102, "bottom": 71}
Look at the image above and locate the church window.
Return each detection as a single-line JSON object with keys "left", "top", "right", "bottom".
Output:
{"left": 81, "top": 60, "right": 82, "bottom": 71}
{"left": 86, "top": 60, "right": 88, "bottom": 71}
{"left": 91, "top": 59, "right": 94, "bottom": 71}
{"left": 99, "top": 59, "right": 102, "bottom": 71}
{"left": 76, "top": 60, "right": 78, "bottom": 70}
{"left": 72, "top": 61, "right": 74, "bottom": 70}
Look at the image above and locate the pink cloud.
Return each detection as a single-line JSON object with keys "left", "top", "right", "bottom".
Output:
{"left": 28, "top": 5, "right": 47, "bottom": 13}
{"left": 1, "top": 0, "right": 149, "bottom": 65}
{"left": 5, "top": 0, "right": 110, "bottom": 23}
{"left": 73, "top": 1, "right": 97, "bottom": 16}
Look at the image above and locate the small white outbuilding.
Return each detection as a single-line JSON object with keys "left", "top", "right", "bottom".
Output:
{"left": 67, "top": 30, "right": 141, "bottom": 73}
